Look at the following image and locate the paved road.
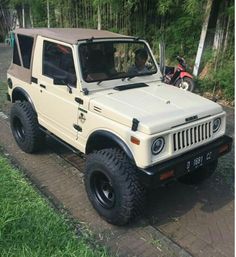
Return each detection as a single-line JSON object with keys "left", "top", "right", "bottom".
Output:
{"left": 0, "top": 44, "right": 234, "bottom": 257}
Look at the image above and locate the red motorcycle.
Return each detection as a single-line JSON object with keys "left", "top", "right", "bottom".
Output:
{"left": 163, "top": 56, "right": 195, "bottom": 92}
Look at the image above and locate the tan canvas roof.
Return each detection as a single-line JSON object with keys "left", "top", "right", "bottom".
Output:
{"left": 9, "top": 28, "right": 134, "bottom": 84}
{"left": 14, "top": 28, "right": 132, "bottom": 44}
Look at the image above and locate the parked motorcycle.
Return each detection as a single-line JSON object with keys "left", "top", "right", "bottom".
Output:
{"left": 163, "top": 56, "right": 195, "bottom": 92}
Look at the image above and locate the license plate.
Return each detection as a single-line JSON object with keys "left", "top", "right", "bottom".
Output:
{"left": 186, "top": 151, "right": 213, "bottom": 172}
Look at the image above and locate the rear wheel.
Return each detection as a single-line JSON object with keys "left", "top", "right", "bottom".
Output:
{"left": 178, "top": 160, "right": 218, "bottom": 185}
{"left": 85, "top": 148, "right": 145, "bottom": 225}
{"left": 10, "top": 102, "right": 45, "bottom": 153}
{"left": 175, "top": 77, "right": 195, "bottom": 92}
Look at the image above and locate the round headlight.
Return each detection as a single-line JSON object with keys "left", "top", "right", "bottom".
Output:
{"left": 213, "top": 118, "right": 221, "bottom": 133}
{"left": 151, "top": 137, "right": 165, "bottom": 155}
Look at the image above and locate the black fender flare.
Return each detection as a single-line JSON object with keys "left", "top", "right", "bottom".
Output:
{"left": 86, "top": 130, "right": 135, "bottom": 164}
{"left": 12, "top": 87, "right": 36, "bottom": 113}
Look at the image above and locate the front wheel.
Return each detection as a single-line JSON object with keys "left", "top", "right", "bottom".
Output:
{"left": 175, "top": 77, "right": 195, "bottom": 92}
{"left": 84, "top": 148, "right": 145, "bottom": 225}
{"left": 178, "top": 160, "right": 218, "bottom": 185}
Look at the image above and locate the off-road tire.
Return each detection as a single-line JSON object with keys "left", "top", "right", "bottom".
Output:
{"left": 175, "top": 77, "right": 195, "bottom": 92}
{"left": 178, "top": 160, "right": 218, "bottom": 185}
{"left": 10, "top": 102, "right": 45, "bottom": 153}
{"left": 85, "top": 148, "right": 145, "bottom": 225}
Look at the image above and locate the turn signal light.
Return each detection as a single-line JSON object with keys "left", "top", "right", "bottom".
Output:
{"left": 160, "top": 170, "right": 174, "bottom": 181}
{"left": 219, "top": 144, "right": 229, "bottom": 155}
{"left": 131, "top": 136, "right": 140, "bottom": 145}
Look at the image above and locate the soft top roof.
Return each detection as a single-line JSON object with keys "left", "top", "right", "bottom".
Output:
{"left": 14, "top": 28, "right": 132, "bottom": 44}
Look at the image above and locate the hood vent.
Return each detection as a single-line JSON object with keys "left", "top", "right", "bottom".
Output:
{"left": 93, "top": 106, "right": 102, "bottom": 113}
{"left": 113, "top": 83, "right": 148, "bottom": 91}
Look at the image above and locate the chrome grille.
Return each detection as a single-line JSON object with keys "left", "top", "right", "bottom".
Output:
{"left": 173, "top": 121, "right": 212, "bottom": 152}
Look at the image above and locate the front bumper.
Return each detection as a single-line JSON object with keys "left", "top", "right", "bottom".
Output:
{"left": 138, "top": 135, "right": 232, "bottom": 187}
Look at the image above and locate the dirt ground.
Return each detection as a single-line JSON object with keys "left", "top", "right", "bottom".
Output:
{"left": 0, "top": 43, "right": 234, "bottom": 257}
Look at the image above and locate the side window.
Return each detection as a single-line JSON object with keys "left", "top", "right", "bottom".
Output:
{"left": 43, "top": 41, "right": 77, "bottom": 87}
{"left": 13, "top": 36, "right": 21, "bottom": 66}
{"left": 18, "top": 35, "right": 34, "bottom": 69}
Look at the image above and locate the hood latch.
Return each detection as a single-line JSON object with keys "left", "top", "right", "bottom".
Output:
{"left": 132, "top": 118, "right": 140, "bottom": 131}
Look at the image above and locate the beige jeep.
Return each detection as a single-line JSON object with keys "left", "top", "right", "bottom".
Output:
{"left": 7, "top": 28, "right": 232, "bottom": 225}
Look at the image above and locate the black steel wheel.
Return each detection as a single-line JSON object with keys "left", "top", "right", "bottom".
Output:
{"left": 91, "top": 171, "right": 115, "bottom": 209}
{"left": 13, "top": 116, "right": 26, "bottom": 142}
{"left": 10, "top": 102, "right": 45, "bottom": 153}
{"left": 85, "top": 148, "right": 145, "bottom": 226}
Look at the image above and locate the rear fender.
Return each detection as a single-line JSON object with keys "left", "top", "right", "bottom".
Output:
{"left": 12, "top": 87, "right": 36, "bottom": 113}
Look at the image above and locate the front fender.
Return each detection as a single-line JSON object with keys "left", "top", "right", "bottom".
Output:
{"left": 86, "top": 130, "right": 135, "bottom": 164}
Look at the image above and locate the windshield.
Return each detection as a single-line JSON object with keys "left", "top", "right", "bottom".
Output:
{"left": 79, "top": 41, "right": 157, "bottom": 83}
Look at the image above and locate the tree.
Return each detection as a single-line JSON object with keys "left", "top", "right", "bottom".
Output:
{"left": 2, "top": 0, "right": 234, "bottom": 100}
{"left": 193, "top": 0, "right": 213, "bottom": 76}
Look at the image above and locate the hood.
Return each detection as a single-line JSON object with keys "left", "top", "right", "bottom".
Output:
{"left": 89, "top": 83, "right": 223, "bottom": 135}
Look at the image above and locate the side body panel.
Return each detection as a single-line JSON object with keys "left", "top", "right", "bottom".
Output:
{"left": 31, "top": 36, "right": 79, "bottom": 145}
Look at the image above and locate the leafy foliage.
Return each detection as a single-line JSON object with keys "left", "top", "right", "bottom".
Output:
{"left": 3, "top": 0, "right": 234, "bottom": 101}
{"left": 199, "top": 56, "right": 234, "bottom": 101}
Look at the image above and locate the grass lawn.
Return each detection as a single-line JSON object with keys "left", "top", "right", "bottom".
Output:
{"left": 0, "top": 155, "right": 109, "bottom": 257}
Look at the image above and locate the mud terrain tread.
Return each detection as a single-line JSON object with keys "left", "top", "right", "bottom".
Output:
{"left": 85, "top": 148, "right": 145, "bottom": 225}
{"left": 10, "top": 102, "right": 44, "bottom": 153}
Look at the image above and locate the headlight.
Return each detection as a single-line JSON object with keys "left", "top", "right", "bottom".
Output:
{"left": 151, "top": 137, "right": 165, "bottom": 155}
{"left": 213, "top": 118, "right": 221, "bottom": 133}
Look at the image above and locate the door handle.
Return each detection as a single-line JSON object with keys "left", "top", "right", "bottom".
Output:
{"left": 40, "top": 84, "right": 46, "bottom": 89}
{"left": 75, "top": 97, "right": 83, "bottom": 104}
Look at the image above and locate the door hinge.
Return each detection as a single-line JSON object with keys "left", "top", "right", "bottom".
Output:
{"left": 75, "top": 97, "right": 83, "bottom": 105}
{"left": 73, "top": 124, "right": 82, "bottom": 132}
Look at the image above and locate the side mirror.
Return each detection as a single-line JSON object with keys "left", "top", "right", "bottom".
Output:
{"left": 53, "top": 74, "right": 73, "bottom": 94}
{"left": 53, "top": 74, "right": 67, "bottom": 85}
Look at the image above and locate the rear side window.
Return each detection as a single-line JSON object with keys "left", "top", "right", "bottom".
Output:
{"left": 13, "top": 36, "right": 21, "bottom": 66}
{"left": 18, "top": 35, "right": 34, "bottom": 69}
{"left": 43, "top": 41, "right": 76, "bottom": 87}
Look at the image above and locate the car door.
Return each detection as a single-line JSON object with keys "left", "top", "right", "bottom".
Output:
{"left": 32, "top": 37, "right": 80, "bottom": 145}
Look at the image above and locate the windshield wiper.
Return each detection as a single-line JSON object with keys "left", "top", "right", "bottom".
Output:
{"left": 114, "top": 83, "right": 148, "bottom": 91}
{"left": 127, "top": 75, "right": 137, "bottom": 80}
{"left": 127, "top": 72, "right": 154, "bottom": 81}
